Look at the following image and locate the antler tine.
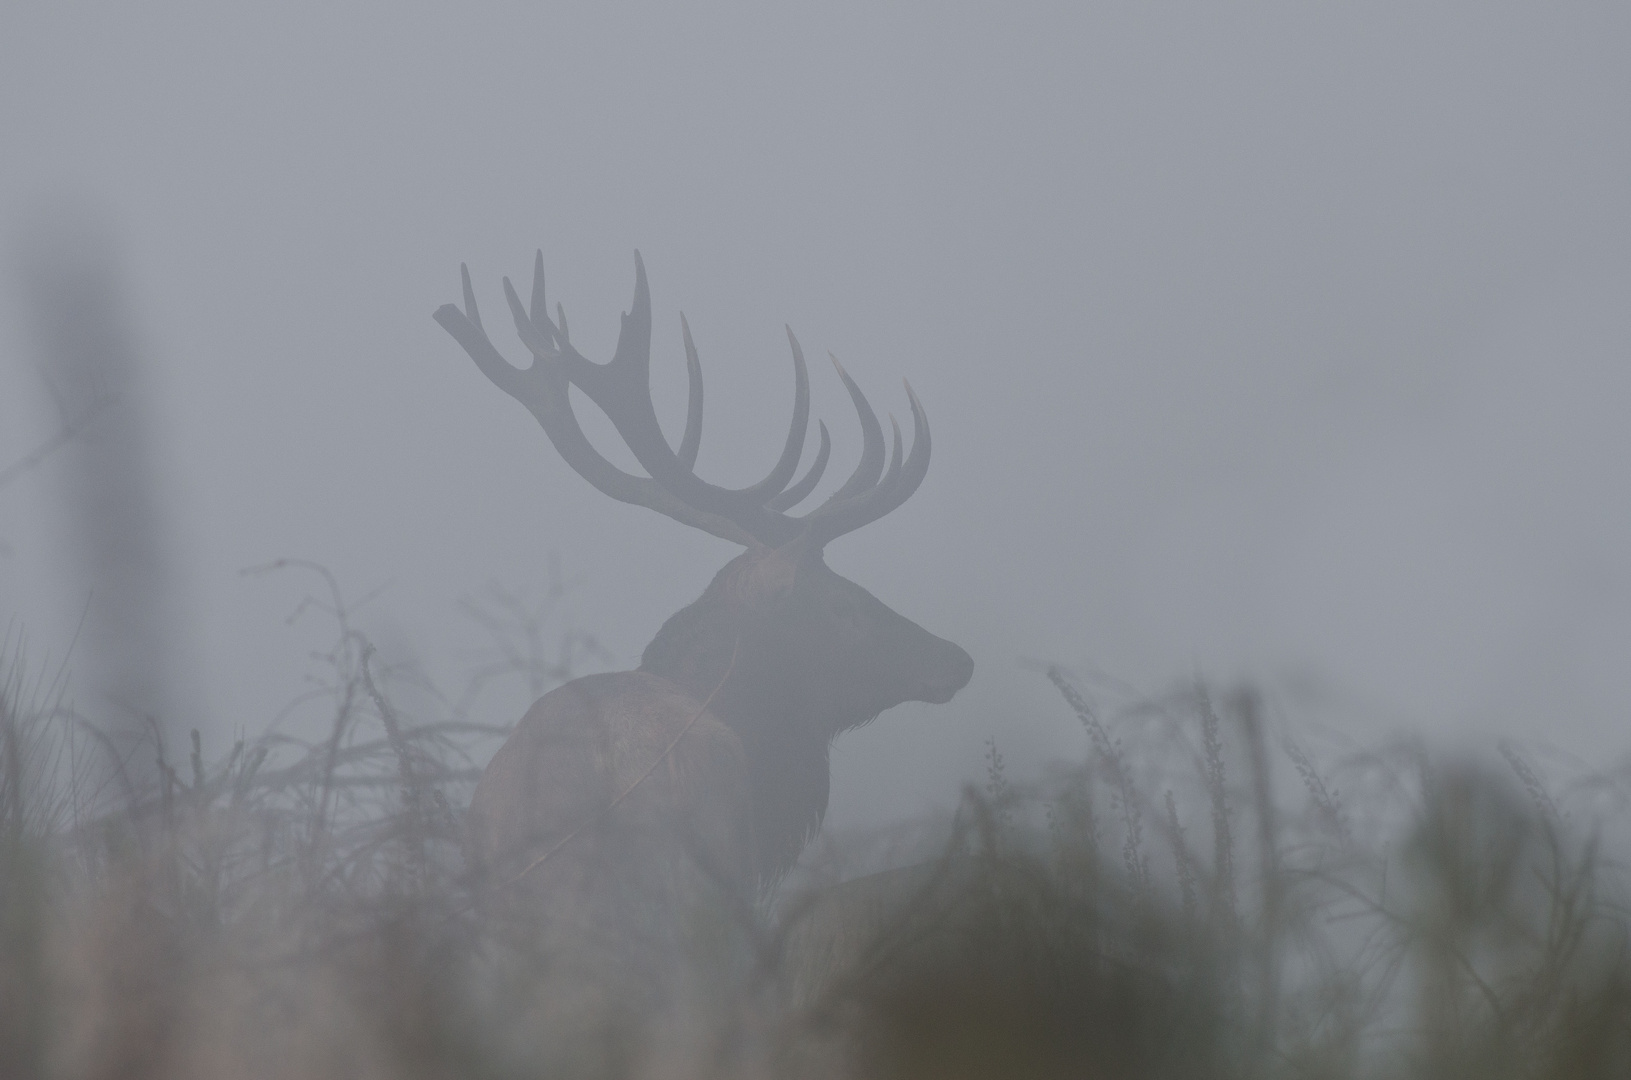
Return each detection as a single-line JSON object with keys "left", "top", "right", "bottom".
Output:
{"left": 768, "top": 420, "right": 831, "bottom": 512}
{"left": 808, "top": 356, "right": 885, "bottom": 513}
{"left": 576, "top": 254, "right": 770, "bottom": 521}
{"left": 529, "top": 250, "right": 548, "bottom": 328}
{"left": 503, "top": 276, "right": 557, "bottom": 358}
{"left": 800, "top": 381, "right": 930, "bottom": 547}
{"left": 525, "top": 253, "right": 811, "bottom": 539}
{"left": 674, "top": 317, "right": 814, "bottom": 499}
{"left": 461, "top": 264, "right": 483, "bottom": 331}
{"left": 678, "top": 314, "right": 704, "bottom": 469}
{"left": 884, "top": 415, "right": 905, "bottom": 489}
{"left": 735, "top": 326, "right": 810, "bottom": 501}
{"left": 435, "top": 266, "right": 521, "bottom": 398}
{"left": 435, "top": 269, "right": 758, "bottom": 547}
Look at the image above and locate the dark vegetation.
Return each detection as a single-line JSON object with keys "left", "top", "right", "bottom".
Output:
{"left": 3, "top": 561, "right": 1630, "bottom": 1079}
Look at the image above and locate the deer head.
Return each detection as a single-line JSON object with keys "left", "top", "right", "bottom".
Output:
{"left": 436, "top": 253, "right": 972, "bottom": 879}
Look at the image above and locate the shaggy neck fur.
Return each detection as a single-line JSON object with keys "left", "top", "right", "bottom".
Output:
{"left": 640, "top": 596, "right": 861, "bottom": 884}
{"left": 638, "top": 549, "right": 973, "bottom": 883}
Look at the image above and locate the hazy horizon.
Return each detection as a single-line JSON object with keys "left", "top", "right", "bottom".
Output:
{"left": 3, "top": 2, "right": 1629, "bottom": 829}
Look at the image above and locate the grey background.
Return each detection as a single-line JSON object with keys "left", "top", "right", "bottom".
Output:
{"left": 2, "top": 2, "right": 1628, "bottom": 827}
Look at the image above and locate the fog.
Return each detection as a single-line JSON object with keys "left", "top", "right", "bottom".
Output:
{"left": 2, "top": 2, "right": 1629, "bottom": 830}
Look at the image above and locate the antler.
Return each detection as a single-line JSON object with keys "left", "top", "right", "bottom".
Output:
{"left": 434, "top": 251, "right": 929, "bottom": 550}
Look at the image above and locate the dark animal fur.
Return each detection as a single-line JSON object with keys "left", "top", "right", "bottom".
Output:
{"left": 468, "top": 543, "right": 971, "bottom": 891}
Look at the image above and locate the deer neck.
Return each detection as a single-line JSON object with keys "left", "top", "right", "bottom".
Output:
{"left": 639, "top": 604, "right": 841, "bottom": 878}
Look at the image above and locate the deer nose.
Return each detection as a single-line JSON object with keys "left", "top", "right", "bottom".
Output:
{"left": 920, "top": 642, "right": 973, "bottom": 704}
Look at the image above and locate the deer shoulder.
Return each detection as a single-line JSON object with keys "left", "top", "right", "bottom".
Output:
{"left": 465, "top": 671, "right": 752, "bottom": 894}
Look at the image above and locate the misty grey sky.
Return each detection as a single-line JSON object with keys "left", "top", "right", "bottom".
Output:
{"left": 2, "top": 3, "right": 1629, "bottom": 825}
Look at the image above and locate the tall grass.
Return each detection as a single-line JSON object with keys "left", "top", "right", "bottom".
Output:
{"left": 2, "top": 584, "right": 1629, "bottom": 1078}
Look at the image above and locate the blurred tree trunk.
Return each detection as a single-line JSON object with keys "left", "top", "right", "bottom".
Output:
{"left": 18, "top": 222, "right": 182, "bottom": 790}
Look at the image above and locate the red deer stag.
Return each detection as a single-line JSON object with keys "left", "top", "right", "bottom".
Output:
{"left": 436, "top": 252, "right": 972, "bottom": 906}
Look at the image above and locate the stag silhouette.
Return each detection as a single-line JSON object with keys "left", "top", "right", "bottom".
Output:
{"left": 437, "top": 253, "right": 972, "bottom": 908}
